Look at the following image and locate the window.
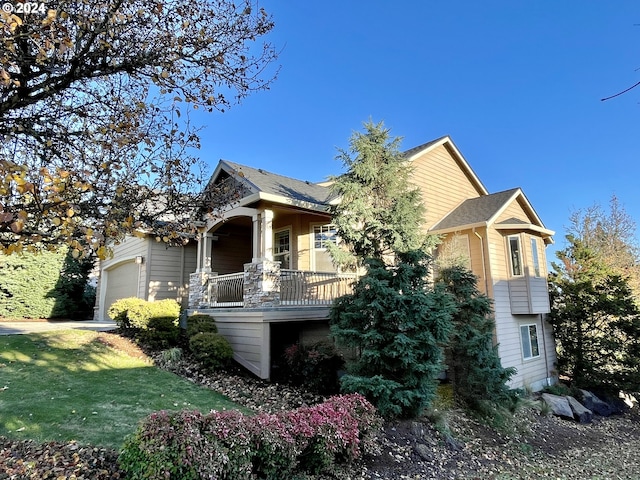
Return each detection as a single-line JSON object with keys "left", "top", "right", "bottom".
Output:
{"left": 530, "top": 237, "right": 541, "bottom": 277}
{"left": 312, "top": 224, "right": 337, "bottom": 271}
{"left": 313, "top": 224, "right": 337, "bottom": 249}
{"left": 508, "top": 235, "right": 523, "bottom": 276}
{"left": 520, "top": 324, "right": 540, "bottom": 360}
{"left": 273, "top": 229, "right": 290, "bottom": 269}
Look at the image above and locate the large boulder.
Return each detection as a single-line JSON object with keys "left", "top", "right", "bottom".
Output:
{"left": 541, "top": 393, "right": 574, "bottom": 419}
{"left": 580, "top": 390, "right": 614, "bottom": 417}
{"left": 566, "top": 395, "right": 593, "bottom": 424}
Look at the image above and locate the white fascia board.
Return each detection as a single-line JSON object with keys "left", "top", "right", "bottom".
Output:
{"left": 257, "top": 192, "right": 330, "bottom": 213}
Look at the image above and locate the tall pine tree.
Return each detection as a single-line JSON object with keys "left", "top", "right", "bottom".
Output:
{"left": 329, "top": 121, "right": 454, "bottom": 417}
{"left": 549, "top": 235, "right": 640, "bottom": 392}
{"left": 327, "top": 120, "right": 434, "bottom": 268}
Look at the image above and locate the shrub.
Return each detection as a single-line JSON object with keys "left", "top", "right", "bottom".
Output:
{"left": 188, "top": 332, "right": 233, "bottom": 370}
{"left": 186, "top": 313, "right": 218, "bottom": 338}
{"left": 283, "top": 342, "right": 345, "bottom": 394}
{"left": 331, "top": 251, "right": 456, "bottom": 418}
{"left": 107, "top": 297, "right": 150, "bottom": 329}
{"left": 140, "top": 316, "right": 181, "bottom": 349}
{"left": 107, "top": 297, "right": 180, "bottom": 330}
{"left": 0, "top": 247, "right": 94, "bottom": 319}
{"left": 119, "top": 394, "right": 381, "bottom": 480}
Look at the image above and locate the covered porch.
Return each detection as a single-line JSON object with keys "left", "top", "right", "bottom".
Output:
{"left": 188, "top": 205, "right": 356, "bottom": 310}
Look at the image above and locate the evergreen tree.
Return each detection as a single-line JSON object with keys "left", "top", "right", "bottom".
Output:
{"left": 327, "top": 120, "right": 434, "bottom": 268}
{"left": 437, "top": 266, "right": 518, "bottom": 416}
{"left": 331, "top": 250, "right": 456, "bottom": 418}
{"left": 548, "top": 235, "right": 640, "bottom": 392}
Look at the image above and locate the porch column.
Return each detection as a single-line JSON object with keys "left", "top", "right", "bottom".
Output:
{"left": 202, "top": 232, "right": 213, "bottom": 272}
{"left": 196, "top": 232, "right": 203, "bottom": 272}
{"left": 252, "top": 214, "right": 260, "bottom": 260}
{"left": 261, "top": 209, "right": 274, "bottom": 261}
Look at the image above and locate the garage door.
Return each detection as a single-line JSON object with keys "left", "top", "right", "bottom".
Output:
{"left": 103, "top": 261, "right": 140, "bottom": 320}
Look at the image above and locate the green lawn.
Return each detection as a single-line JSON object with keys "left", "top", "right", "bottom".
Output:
{"left": 0, "top": 330, "right": 245, "bottom": 448}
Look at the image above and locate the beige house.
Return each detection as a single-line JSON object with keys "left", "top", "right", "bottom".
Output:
{"left": 97, "top": 136, "right": 556, "bottom": 390}
{"left": 94, "top": 235, "right": 197, "bottom": 323}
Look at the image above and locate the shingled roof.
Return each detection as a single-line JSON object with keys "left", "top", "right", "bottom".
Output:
{"left": 430, "top": 188, "right": 521, "bottom": 231}
{"left": 220, "top": 160, "right": 336, "bottom": 206}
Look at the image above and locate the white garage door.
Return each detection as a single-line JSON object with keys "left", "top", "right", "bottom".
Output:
{"left": 103, "top": 261, "right": 140, "bottom": 320}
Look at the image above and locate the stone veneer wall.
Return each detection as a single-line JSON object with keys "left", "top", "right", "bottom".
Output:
{"left": 189, "top": 271, "right": 209, "bottom": 309}
{"left": 243, "top": 260, "right": 281, "bottom": 308}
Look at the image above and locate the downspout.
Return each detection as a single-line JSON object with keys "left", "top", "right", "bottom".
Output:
{"left": 473, "top": 229, "right": 489, "bottom": 295}
{"left": 540, "top": 313, "right": 551, "bottom": 386}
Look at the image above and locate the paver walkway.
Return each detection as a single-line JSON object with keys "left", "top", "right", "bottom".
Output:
{"left": 0, "top": 319, "right": 117, "bottom": 336}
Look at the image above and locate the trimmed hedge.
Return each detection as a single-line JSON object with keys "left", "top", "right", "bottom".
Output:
{"left": 185, "top": 313, "right": 218, "bottom": 338}
{"left": 188, "top": 332, "right": 233, "bottom": 370}
{"left": 107, "top": 297, "right": 180, "bottom": 330}
{"left": 119, "top": 394, "right": 381, "bottom": 480}
{"left": 0, "top": 248, "right": 94, "bottom": 319}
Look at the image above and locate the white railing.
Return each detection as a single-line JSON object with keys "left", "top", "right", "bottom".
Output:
{"left": 280, "top": 270, "right": 357, "bottom": 305}
{"left": 205, "top": 272, "right": 244, "bottom": 307}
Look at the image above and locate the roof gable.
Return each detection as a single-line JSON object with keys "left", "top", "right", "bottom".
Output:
{"left": 205, "top": 160, "right": 335, "bottom": 212}
{"left": 403, "top": 136, "right": 489, "bottom": 196}
{"left": 430, "top": 187, "right": 554, "bottom": 243}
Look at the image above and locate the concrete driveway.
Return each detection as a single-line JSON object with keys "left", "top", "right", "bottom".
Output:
{"left": 0, "top": 319, "right": 117, "bottom": 336}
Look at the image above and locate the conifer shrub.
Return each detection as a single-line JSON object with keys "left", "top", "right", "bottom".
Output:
{"left": 186, "top": 313, "right": 218, "bottom": 338}
{"left": 437, "top": 266, "right": 519, "bottom": 421}
{"left": 118, "top": 394, "right": 381, "bottom": 480}
{"left": 188, "top": 332, "right": 233, "bottom": 370}
{"left": 330, "top": 250, "right": 456, "bottom": 418}
{"left": 0, "top": 248, "right": 94, "bottom": 319}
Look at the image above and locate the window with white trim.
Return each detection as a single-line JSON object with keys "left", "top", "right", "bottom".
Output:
{"left": 273, "top": 229, "right": 290, "bottom": 269}
{"left": 312, "top": 224, "right": 337, "bottom": 271}
{"left": 508, "top": 235, "right": 523, "bottom": 276}
{"left": 520, "top": 324, "right": 540, "bottom": 360}
{"left": 530, "top": 237, "right": 541, "bottom": 277}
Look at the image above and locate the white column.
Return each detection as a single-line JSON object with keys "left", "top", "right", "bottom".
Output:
{"left": 203, "top": 232, "right": 213, "bottom": 272}
{"left": 252, "top": 214, "right": 260, "bottom": 261}
{"left": 262, "top": 209, "right": 274, "bottom": 261}
{"left": 196, "top": 232, "right": 203, "bottom": 272}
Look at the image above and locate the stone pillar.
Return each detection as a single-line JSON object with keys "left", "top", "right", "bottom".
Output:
{"left": 189, "top": 271, "right": 209, "bottom": 309}
{"left": 243, "top": 259, "right": 281, "bottom": 308}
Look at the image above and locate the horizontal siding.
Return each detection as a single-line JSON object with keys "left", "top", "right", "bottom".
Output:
{"left": 216, "top": 322, "right": 264, "bottom": 367}
{"left": 530, "top": 278, "right": 551, "bottom": 313}
{"left": 410, "top": 144, "right": 482, "bottom": 228}
{"left": 211, "top": 222, "right": 253, "bottom": 274}
{"left": 148, "top": 242, "right": 197, "bottom": 305}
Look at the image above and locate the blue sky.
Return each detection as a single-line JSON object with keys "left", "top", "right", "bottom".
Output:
{"left": 193, "top": 1, "right": 640, "bottom": 263}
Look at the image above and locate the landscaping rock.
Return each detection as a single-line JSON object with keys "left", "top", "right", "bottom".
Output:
{"left": 414, "top": 442, "right": 432, "bottom": 461}
{"left": 566, "top": 395, "right": 593, "bottom": 424}
{"left": 541, "top": 393, "right": 574, "bottom": 419}
{"left": 580, "top": 389, "right": 614, "bottom": 417}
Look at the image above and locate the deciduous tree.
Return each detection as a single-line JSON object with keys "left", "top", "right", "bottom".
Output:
{"left": 0, "top": 0, "right": 277, "bottom": 258}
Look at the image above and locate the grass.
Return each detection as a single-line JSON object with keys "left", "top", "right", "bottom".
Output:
{"left": 0, "top": 330, "right": 246, "bottom": 449}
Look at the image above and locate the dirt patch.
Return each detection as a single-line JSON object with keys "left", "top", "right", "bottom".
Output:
{"left": 94, "top": 332, "right": 150, "bottom": 361}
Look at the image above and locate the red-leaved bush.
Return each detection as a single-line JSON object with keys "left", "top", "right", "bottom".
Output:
{"left": 118, "top": 394, "right": 381, "bottom": 480}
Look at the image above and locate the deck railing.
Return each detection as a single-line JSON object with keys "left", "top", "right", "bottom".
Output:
{"left": 280, "top": 270, "right": 357, "bottom": 305}
{"left": 204, "top": 272, "right": 244, "bottom": 307}
{"left": 201, "top": 269, "right": 357, "bottom": 308}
